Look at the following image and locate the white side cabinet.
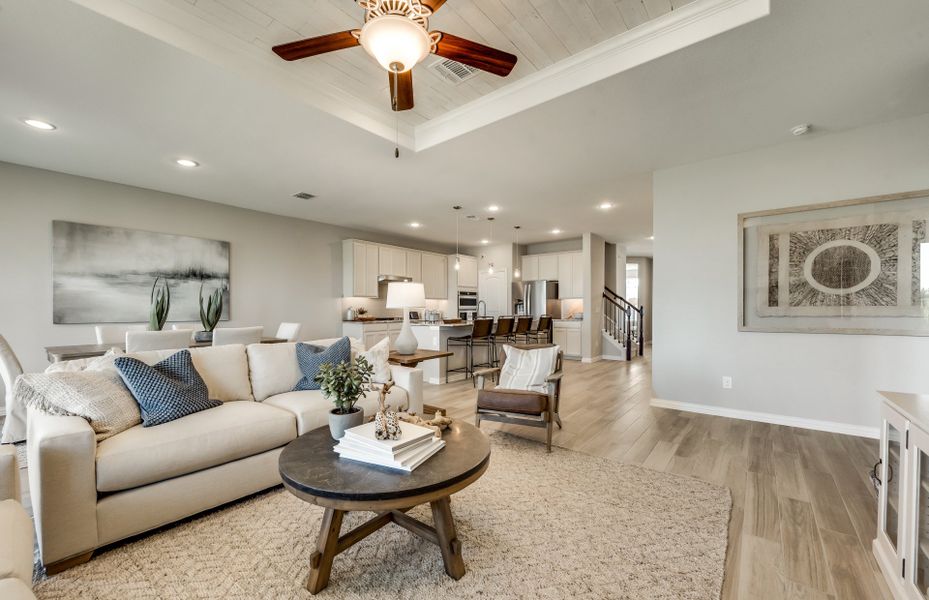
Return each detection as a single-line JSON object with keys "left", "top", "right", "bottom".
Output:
{"left": 343, "top": 240, "right": 379, "bottom": 298}
{"left": 342, "top": 321, "right": 403, "bottom": 350}
{"left": 552, "top": 320, "right": 581, "bottom": 359}
{"left": 875, "top": 392, "right": 929, "bottom": 599}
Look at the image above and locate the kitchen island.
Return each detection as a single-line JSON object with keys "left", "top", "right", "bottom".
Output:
{"left": 411, "top": 322, "right": 489, "bottom": 385}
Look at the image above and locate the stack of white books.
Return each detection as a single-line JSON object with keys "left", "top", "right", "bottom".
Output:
{"left": 334, "top": 420, "right": 445, "bottom": 472}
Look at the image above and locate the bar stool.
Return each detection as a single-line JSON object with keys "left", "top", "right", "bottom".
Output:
{"left": 511, "top": 316, "right": 533, "bottom": 343}
{"left": 526, "top": 315, "right": 553, "bottom": 344}
{"left": 445, "top": 318, "right": 495, "bottom": 383}
{"left": 490, "top": 317, "right": 515, "bottom": 366}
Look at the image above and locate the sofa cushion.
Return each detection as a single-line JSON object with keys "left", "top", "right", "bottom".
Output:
{"left": 0, "top": 578, "right": 34, "bottom": 600}
{"left": 247, "top": 343, "right": 300, "bottom": 402}
{"left": 115, "top": 350, "right": 221, "bottom": 427}
{"left": 264, "top": 387, "right": 407, "bottom": 436}
{"left": 96, "top": 401, "right": 296, "bottom": 492}
{"left": 0, "top": 499, "right": 34, "bottom": 584}
{"left": 188, "top": 344, "right": 254, "bottom": 402}
{"left": 14, "top": 371, "right": 141, "bottom": 442}
{"left": 293, "top": 337, "right": 351, "bottom": 391}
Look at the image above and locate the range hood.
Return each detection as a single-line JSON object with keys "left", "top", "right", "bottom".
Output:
{"left": 377, "top": 275, "right": 413, "bottom": 283}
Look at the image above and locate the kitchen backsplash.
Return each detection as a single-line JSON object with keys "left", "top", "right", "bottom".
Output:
{"left": 342, "top": 297, "right": 451, "bottom": 319}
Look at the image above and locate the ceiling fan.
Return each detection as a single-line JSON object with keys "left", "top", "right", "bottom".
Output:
{"left": 272, "top": 0, "right": 518, "bottom": 112}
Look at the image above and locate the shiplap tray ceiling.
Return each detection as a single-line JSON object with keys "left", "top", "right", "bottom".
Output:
{"left": 69, "top": 0, "right": 770, "bottom": 150}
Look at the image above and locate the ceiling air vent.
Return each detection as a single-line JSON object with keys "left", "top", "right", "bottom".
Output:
{"left": 429, "top": 58, "right": 479, "bottom": 84}
{"left": 292, "top": 192, "right": 316, "bottom": 200}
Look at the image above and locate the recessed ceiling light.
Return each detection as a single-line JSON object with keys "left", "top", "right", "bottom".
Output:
{"left": 790, "top": 123, "right": 811, "bottom": 136}
{"left": 647, "top": 235, "right": 655, "bottom": 240}
{"left": 598, "top": 202, "right": 614, "bottom": 210}
{"left": 409, "top": 222, "right": 421, "bottom": 228}
{"left": 175, "top": 158, "right": 200, "bottom": 168}
{"left": 487, "top": 205, "right": 499, "bottom": 212}
{"left": 551, "top": 229, "right": 562, "bottom": 235}
{"left": 480, "top": 239, "right": 489, "bottom": 245}
{"left": 22, "top": 118, "right": 56, "bottom": 131}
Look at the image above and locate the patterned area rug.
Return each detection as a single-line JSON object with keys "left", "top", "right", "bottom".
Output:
{"left": 34, "top": 433, "right": 731, "bottom": 600}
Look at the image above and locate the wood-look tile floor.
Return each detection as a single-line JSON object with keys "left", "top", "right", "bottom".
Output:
{"left": 426, "top": 347, "right": 892, "bottom": 600}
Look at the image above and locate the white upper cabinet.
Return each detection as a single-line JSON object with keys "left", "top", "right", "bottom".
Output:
{"left": 406, "top": 251, "right": 422, "bottom": 282}
{"left": 539, "top": 254, "right": 559, "bottom": 280}
{"left": 521, "top": 255, "right": 539, "bottom": 281}
{"left": 343, "top": 240, "right": 379, "bottom": 298}
{"left": 558, "top": 253, "right": 573, "bottom": 298}
{"left": 422, "top": 253, "right": 447, "bottom": 299}
{"left": 379, "top": 246, "right": 409, "bottom": 277}
{"left": 456, "top": 255, "right": 478, "bottom": 288}
{"left": 571, "top": 252, "right": 584, "bottom": 298}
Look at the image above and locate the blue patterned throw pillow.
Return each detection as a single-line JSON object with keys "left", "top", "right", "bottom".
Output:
{"left": 293, "top": 337, "right": 351, "bottom": 391}
{"left": 115, "top": 350, "right": 221, "bottom": 427}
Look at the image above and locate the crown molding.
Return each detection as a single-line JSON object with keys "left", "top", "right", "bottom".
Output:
{"left": 413, "top": 0, "right": 770, "bottom": 151}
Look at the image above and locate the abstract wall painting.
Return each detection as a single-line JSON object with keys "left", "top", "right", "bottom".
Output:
{"left": 52, "top": 221, "right": 230, "bottom": 324}
{"left": 739, "top": 190, "right": 929, "bottom": 335}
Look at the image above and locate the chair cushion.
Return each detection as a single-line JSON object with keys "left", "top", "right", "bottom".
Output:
{"left": 293, "top": 337, "right": 351, "bottom": 391}
{"left": 96, "top": 401, "right": 296, "bottom": 492}
{"left": 265, "top": 387, "right": 408, "bottom": 436}
{"left": 0, "top": 499, "right": 34, "bottom": 584}
{"left": 477, "top": 388, "right": 548, "bottom": 415}
{"left": 497, "top": 345, "right": 558, "bottom": 393}
{"left": 115, "top": 350, "right": 221, "bottom": 427}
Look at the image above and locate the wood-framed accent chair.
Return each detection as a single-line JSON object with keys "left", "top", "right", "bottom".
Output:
{"left": 473, "top": 344, "right": 564, "bottom": 452}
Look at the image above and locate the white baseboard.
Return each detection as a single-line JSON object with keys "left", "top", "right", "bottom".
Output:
{"left": 581, "top": 356, "right": 602, "bottom": 364}
{"left": 601, "top": 354, "right": 626, "bottom": 362}
{"left": 649, "top": 398, "right": 880, "bottom": 439}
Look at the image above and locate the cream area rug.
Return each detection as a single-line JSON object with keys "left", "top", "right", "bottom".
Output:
{"left": 34, "top": 433, "right": 731, "bottom": 600}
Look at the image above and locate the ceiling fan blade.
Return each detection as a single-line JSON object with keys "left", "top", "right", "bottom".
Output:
{"left": 432, "top": 32, "right": 517, "bottom": 77}
{"left": 272, "top": 31, "right": 359, "bottom": 61}
{"left": 389, "top": 70, "right": 414, "bottom": 111}
{"left": 421, "top": 0, "right": 447, "bottom": 12}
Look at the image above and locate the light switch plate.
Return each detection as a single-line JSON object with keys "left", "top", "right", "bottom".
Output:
{"left": 722, "top": 376, "right": 733, "bottom": 389}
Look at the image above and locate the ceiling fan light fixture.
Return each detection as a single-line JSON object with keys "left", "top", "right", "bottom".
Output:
{"left": 360, "top": 15, "right": 430, "bottom": 73}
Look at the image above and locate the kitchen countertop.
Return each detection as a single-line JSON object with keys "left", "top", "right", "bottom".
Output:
{"left": 344, "top": 319, "right": 469, "bottom": 326}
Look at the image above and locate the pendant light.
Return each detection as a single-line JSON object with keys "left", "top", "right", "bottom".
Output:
{"left": 513, "top": 225, "right": 521, "bottom": 278}
{"left": 486, "top": 217, "right": 495, "bottom": 275}
{"left": 453, "top": 206, "right": 461, "bottom": 271}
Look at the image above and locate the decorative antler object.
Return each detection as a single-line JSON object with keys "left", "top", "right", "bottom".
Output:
{"left": 373, "top": 381, "right": 402, "bottom": 440}
{"left": 397, "top": 409, "right": 453, "bottom": 438}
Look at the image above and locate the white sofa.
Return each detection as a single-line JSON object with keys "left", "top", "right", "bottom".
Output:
{"left": 26, "top": 339, "right": 422, "bottom": 572}
{"left": 0, "top": 445, "right": 36, "bottom": 599}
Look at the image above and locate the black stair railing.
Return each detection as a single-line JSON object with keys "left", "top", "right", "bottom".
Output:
{"left": 602, "top": 286, "right": 644, "bottom": 360}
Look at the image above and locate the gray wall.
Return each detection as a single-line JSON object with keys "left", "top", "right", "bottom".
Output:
{"left": 653, "top": 113, "right": 929, "bottom": 432}
{"left": 627, "top": 257, "right": 652, "bottom": 342}
{"left": 0, "top": 162, "right": 451, "bottom": 382}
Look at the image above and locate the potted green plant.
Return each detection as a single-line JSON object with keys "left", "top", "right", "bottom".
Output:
{"left": 149, "top": 277, "right": 170, "bottom": 331}
{"left": 196, "top": 283, "right": 223, "bottom": 342}
{"left": 316, "top": 355, "right": 374, "bottom": 439}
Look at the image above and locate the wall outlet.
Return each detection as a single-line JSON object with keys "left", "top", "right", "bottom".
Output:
{"left": 722, "top": 376, "right": 733, "bottom": 389}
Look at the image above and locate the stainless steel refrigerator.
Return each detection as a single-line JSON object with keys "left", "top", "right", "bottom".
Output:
{"left": 523, "top": 280, "right": 561, "bottom": 319}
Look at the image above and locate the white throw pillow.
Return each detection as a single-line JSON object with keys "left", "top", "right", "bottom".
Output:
{"left": 45, "top": 348, "right": 124, "bottom": 373}
{"left": 15, "top": 371, "right": 141, "bottom": 441}
{"left": 360, "top": 337, "right": 392, "bottom": 384}
{"left": 497, "top": 345, "right": 559, "bottom": 393}
{"left": 188, "top": 344, "right": 254, "bottom": 401}
{"left": 246, "top": 342, "right": 301, "bottom": 402}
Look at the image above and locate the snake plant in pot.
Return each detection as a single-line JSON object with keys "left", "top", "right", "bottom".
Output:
{"left": 316, "top": 355, "right": 374, "bottom": 439}
{"left": 149, "top": 277, "right": 170, "bottom": 331}
{"left": 196, "top": 283, "right": 224, "bottom": 342}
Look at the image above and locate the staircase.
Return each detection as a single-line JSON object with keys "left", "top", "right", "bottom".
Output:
{"left": 602, "top": 287, "right": 644, "bottom": 361}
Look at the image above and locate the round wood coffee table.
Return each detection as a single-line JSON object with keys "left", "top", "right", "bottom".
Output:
{"left": 279, "top": 420, "right": 491, "bottom": 594}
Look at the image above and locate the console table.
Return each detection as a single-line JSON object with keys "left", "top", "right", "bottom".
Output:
{"left": 45, "top": 337, "right": 287, "bottom": 362}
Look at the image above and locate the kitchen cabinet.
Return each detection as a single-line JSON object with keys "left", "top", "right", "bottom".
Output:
{"left": 571, "top": 253, "right": 584, "bottom": 297}
{"left": 552, "top": 320, "right": 581, "bottom": 358}
{"left": 558, "top": 252, "right": 584, "bottom": 298}
{"left": 343, "top": 240, "right": 379, "bottom": 298}
{"left": 422, "top": 253, "right": 447, "bottom": 299}
{"left": 342, "top": 321, "right": 402, "bottom": 350}
{"left": 457, "top": 255, "right": 478, "bottom": 288}
{"left": 521, "top": 255, "right": 539, "bottom": 281}
{"left": 539, "top": 254, "right": 559, "bottom": 280}
{"left": 406, "top": 251, "right": 422, "bottom": 282}
{"left": 379, "top": 247, "right": 408, "bottom": 277}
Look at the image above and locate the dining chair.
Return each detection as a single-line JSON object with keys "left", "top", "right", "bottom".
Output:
{"left": 275, "top": 322, "right": 302, "bottom": 342}
{"left": 212, "top": 326, "right": 264, "bottom": 346}
{"left": 95, "top": 324, "right": 146, "bottom": 345}
{"left": 125, "top": 330, "right": 193, "bottom": 352}
{"left": 171, "top": 323, "right": 200, "bottom": 342}
{"left": 0, "top": 335, "right": 26, "bottom": 444}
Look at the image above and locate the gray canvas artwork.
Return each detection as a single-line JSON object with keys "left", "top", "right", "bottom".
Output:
{"left": 52, "top": 221, "right": 230, "bottom": 324}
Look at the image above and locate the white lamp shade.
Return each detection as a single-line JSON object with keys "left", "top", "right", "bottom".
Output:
{"left": 386, "top": 281, "right": 426, "bottom": 308}
{"left": 359, "top": 15, "right": 430, "bottom": 72}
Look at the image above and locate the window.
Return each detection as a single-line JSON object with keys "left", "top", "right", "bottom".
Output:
{"left": 626, "top": 263, "right": 639, "bottom": 306}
